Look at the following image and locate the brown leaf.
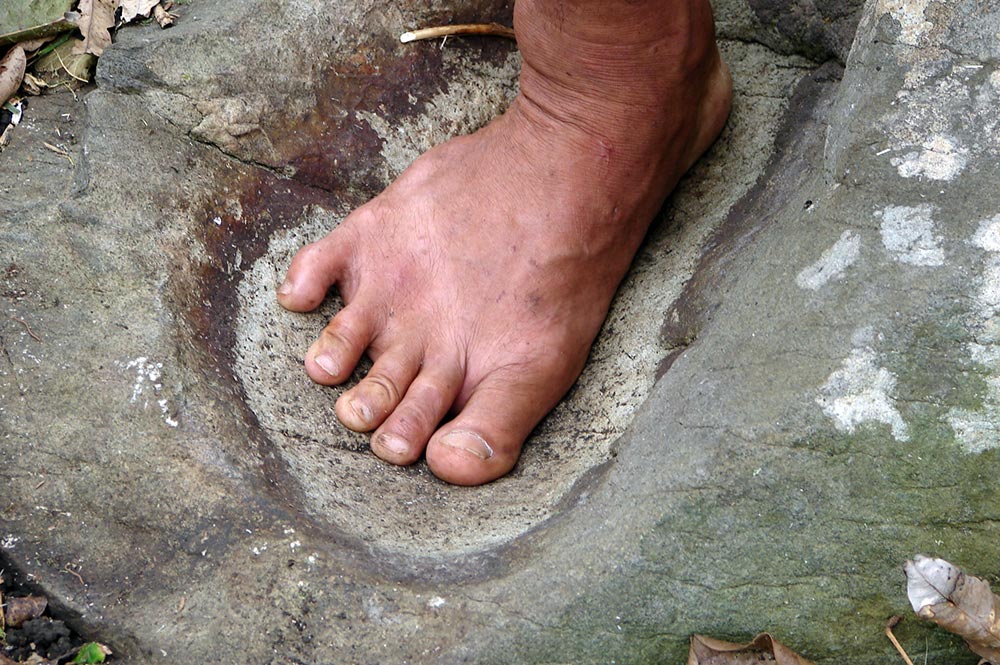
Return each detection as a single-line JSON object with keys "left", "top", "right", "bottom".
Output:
{"left": 18, "top": 37, "right": 53, "bottom": 52}
{"left": 688, "top": 633, "right": 815, "bottom": 665}
{"left": 36, "top": 39, "right": 96, "bottom": 84}
{"left": 0, "top": 45, "right": 27, "bottom": 106}
{"left": 3, "top": 595, "right": 48, "bottom": 627}
{"left": 906, "top": 555, "right": 1000, "bottom": 662}
{"left": 72, "top": 0, "right": 116, "bottom": 56}
{"left": 118, "top": 0, "right": 160, "bottom": 23}
{"left": 22, "top": 71, "right": 49, "bottom": 95}
{"left": 152, "top": 4, "right": 176, "bottom": 28}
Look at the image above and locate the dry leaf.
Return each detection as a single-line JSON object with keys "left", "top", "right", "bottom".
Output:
{"left": 0, "top": 46, "right": 27, "bottom": 106}
{"left": 36, "top": 39, "right": 96, "bottom": 84}
{"left": 152, "top": 4, "right": 176, "bottom": 28}
{"left": 18, "top": 37, "right": 53, "bottom": 52}
{"left": 3, "top": 595, "right": 48, "bottom": 628}
{"left": 22, "top": 71, "right": 49, "bottom": 95}
{"left": 118, "top": 0, "right": 160, "bottom": 24}
{"left": 0, "top": 0, "right": 74, "bottom": 46}
{"left": 73, "top": 0, "right": 116, "bottom": 56}
{"left": 906, "top": 555, "right": 1000, "bottom": 662}
{"left": 688, "top": 633, "right": 815, "bottom": 665}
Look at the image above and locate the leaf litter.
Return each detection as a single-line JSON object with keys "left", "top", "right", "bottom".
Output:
{"left": 0, "top": 0, "right": 178, "bottom": 147}
{"left": 906, "top": 554, "right": 1000, "bottom": 663}
{"left": 1, "top": 568, "right": 112, "bottom": 664}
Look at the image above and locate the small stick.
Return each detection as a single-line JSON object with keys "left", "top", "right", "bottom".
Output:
{"left": 400, "top": 23, "right": 515, "bottom": 44}
{"left": 9, "top": 315, "right": 42, "bottom": 342}
{"left": 62, "top": 564, "right": 85, "bottom": 586}
{"left": 885, "top": 616, "right": 915, "bottom": 665}
{"left": 42, "top": 141, "right": 73, "bottom": 165}
{"left": 54, "top": 50, "right": 90, "bottom": 83}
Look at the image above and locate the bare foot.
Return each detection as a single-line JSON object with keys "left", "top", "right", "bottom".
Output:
{"left": 277, "top": 0, "right": 732, "bottom": 485}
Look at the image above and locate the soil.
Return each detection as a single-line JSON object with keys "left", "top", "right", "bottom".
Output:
{"left": 1, "top": 554, "right": 90, "bottom": 663}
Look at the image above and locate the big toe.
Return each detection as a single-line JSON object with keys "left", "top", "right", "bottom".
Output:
{"left": 425, "top": 376, "right": 561, "bottom": 486}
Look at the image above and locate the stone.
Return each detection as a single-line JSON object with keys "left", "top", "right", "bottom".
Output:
{"left": 1, "top": 0, "right": 997, "bottom": 662}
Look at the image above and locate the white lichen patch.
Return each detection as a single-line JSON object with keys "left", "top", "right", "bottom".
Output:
{"left": 875, "top": 0, "right": 933, "bottom": 46}
{"left": 972, "top": 213, "right": 1000, "bottom": 252}
{"left": 816, "top": 328, "right": 909, "bottom": 441}
{"left": 796, "top": 230, "right": 861, "bottom": 290}
{"left": 891, "top": 135, "right": 967, "bottom": 181}
{"left": 119, "top": 356, "right": 162, "bottom": 404}
{"left": 947, "top": 214, "right": 1000, "bottom": 453}
{"left": 116, "top": 356, "right": 178, "bottom": 427}
{"left": 882, "top": 59, "right": 999, "bottom": 178}
{"left": 877, "top": 204, "right": 945, "bottom": 266}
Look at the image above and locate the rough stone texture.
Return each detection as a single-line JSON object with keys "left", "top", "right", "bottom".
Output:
{"left": 1, "top": 0, "right": 996, "bottom": 662}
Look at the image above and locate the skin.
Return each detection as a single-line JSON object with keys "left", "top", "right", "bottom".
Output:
{"left": 277, "top": 0, "right": 733, "bottom": 486}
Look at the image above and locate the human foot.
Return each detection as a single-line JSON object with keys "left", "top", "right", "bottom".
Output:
{"left": 277, "top": 0, "right": 732, "bottom": 486}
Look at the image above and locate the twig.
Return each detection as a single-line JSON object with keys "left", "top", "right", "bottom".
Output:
{"left": 9, "top": 315, "right": 42, "bottom": 342}
{"left": 42, "top": 141, "right": 73, "bottom": 165}
{"left": 400, "top": 23, "right": 515, "bottom": 43}
{"left": 54, "top": 49, "right": 90, "bottom": 83}
{"left": 61, "top": 564, "right": 85, "bottom": 586}
{"left": 885, "top": 616, "right": 915, "bottom": 665}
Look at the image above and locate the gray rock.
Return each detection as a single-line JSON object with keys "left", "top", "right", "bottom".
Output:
{"left": 1, "top": 0, "right": 994, "bottom": 662}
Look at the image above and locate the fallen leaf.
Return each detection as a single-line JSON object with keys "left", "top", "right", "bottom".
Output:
{"left": 688, "top": 633, "right": 815, "bottom": 664}
{"left": 0, "top": 0, "right": 73, "bottom": 39}
{"left": 152, "top": 4, "right": 176, "bottom": 28}
{"left": 118, "top": 0, "right": 160, "bottom": 23}
{"left": 36, "top": 39, "right": 95, "bottom": 84}
{"left": 906, "top": 554, "right": 1000, "bottom": 662}
{"left": 3, "top": 595, "right": 48, "bottom": 628}
{"left": 0, "top": 46, "right": 26, "bottom": 106}
{"left": 72, "top": 0, "right": 116, "bottom": 56}
{"left": 71, "top": 642, "right": 112, "bottom": 663}
{"left": 0, "top": 9, "right": 77, "bottom": 48}
{"left": 22, "top": 71, "right": 49, "bottom": 95}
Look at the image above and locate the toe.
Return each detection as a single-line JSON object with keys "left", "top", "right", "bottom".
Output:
{"left": 305, "top": 302, "right": 379, "bottom": 385}
{"left": 426, "top": 375, "right": 562, "bottom": 486}
{"left": 335, "top": 343, "right": 421, "bottom": 432}
{"left": 370, "top": 358, "right": 464, "bottom": 466}
{"left": 277, "top": 227, "right": 354, "bottom": 312}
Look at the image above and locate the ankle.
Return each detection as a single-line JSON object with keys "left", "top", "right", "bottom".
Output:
{"left": 512, "top": 0, "right": 722, "bottom": 139}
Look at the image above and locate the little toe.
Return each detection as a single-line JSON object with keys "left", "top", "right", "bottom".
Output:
{"left": 335, "top": 344, "right": 421, "bottom": 432}
{"left": 305, "top": 302, "right": 379, "bottom": 385}
{"left": 426, "top": 377, "right": 560, "bottom": 486}
{"left": 277, "top": 227, "right": 354, "bottom": 312}
{"left": 370, "top": 360, "right": 464, "bottom": 466}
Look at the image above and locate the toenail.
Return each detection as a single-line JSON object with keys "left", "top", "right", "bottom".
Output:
{"left": 350, "top": 398, "right": 373, "bottom": 423}
{"left": 315, "top": 354, "right": 339, "bottom": 377}
{"left": 440, "top": 430, "right": 494, "bottom": 460}
{"left": 375, "top": 433, "right": 410, "bottom": 458}
{"left": 277, "top": 279, "right": 294, "bottom": 296}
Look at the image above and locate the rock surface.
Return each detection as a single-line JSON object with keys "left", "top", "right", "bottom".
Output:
{"left": 0, "top": 0, "right": 996, "bottom": 662}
